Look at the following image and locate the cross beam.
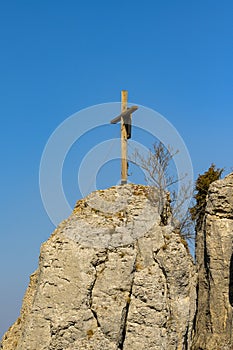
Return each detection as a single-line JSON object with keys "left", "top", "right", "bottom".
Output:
{"left": 110, "top": 90, "right": 138, "bottom": 185}
{"left": 110, "top": 106, "right": 138, "bottom": 124}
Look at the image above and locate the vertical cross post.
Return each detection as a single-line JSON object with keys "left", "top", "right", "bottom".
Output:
{"left": 121, "top": 90, "right": 128, "bottom": 184}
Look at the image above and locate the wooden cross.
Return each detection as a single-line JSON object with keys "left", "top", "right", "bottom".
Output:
{"left": 110, "top": 90, "right": 138, "bottom": 184}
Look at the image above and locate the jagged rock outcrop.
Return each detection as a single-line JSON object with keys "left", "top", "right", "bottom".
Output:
{"left": 192, "top": 173, "right": 233, "bottom": 350}
{"left": 1, "top": 184, "right": 196, "bottom": 350}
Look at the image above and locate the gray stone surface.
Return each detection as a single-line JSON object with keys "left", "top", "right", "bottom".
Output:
{"left": 192, "top": 173, "right": 233, "bottom": 350}
{"left": 1, "top": 184, "right": 196, "bottom": 350}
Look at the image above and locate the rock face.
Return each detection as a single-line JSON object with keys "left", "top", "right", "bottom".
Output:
{"left": 192, "top": 173, "right": 233, "bottom": 350}
{"left": 1, "top": 184, "right": 196, "bottom": 350}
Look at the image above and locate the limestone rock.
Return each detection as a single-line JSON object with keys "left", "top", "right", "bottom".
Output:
{"left": 1, "top": 184, "right": 196, "bottom": 350}
{"left": 192, "top": 173, "right": 233, "bottom": 350}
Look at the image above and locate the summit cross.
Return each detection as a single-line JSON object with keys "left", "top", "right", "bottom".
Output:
{"left": 110, "top": 90, "right": 138, "bottom": 184}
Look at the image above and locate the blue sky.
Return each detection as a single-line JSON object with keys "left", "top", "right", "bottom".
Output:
{"left": 0, "top": 0, "right": 232, "bottom": 337}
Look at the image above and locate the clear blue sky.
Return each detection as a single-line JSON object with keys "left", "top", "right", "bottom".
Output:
{"left": 0, "top": 0, "right": 232, "bottom": 337}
